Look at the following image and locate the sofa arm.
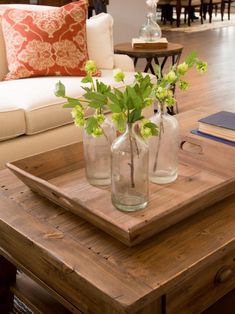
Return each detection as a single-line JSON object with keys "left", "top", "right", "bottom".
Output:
{"left": 113, "top": 54, "right": 135, "bottom": 72}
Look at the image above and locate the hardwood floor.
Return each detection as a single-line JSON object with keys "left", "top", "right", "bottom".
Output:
{"left": 136, "top": 27, "right": 235, "bottom": 113}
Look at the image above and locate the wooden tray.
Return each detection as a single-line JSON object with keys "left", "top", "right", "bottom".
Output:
{"left": 6, "top": 136, "right": 235, "bottom": 246}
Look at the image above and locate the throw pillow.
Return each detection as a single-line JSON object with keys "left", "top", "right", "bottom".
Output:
{"left": 86, "top": 13, "right": 114, "bottom": 70}
{"left": 1, "top": 1, "right": 91, "bottom": 80}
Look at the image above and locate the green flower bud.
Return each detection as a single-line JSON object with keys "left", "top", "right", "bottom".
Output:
{"left": 85, "top": 60, "right": 97, "bottom": 75}
{"left": 166, "top": 96, "right": 176, "bottom": 107}
{"left": 144, "top": 97, "right": 154, "bottom": 107}
{"left": 95, "top": 114, "right": 105, "bottom": 125}
{"left": 141, "top": 126, "right": 152, "bottom": 138}
{"left": 196, "top": 61, "right": 208, "bottom": 73}
{"left": 156, "top": 86, "right": 168, "bottom": 101}
{"left": 164, "top": 70, "right": 177, "bottom": 83}
{"left": 179, "top": 80, "right": 189, "bottom": 91}
{"left": 177, "top": 62, "right": 189, "bottom": 76}
{"left": 92, "top": 127, "right": 103, "bottom": 137}
{"left": 140, "top": 119, "right": 158, "bottom": 139}
{"left": 71, "top": 105, "right": 85, "bottom": 127}
{"left": 113, "top": 68, "right": 125, "bottom": 82}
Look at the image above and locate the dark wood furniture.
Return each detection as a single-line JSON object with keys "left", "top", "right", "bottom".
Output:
{"left": 114, "top": 42, "right": 183, "bottom": 76}
{"left": 0, "top": 0, "right": 30, "bottom": 3}
{"left": 0, "top": 107, "right": 235, "bottom": 314}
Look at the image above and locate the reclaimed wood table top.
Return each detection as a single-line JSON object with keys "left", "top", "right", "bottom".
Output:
{"left": 0, "top": 107, "right": 235, "bottom": 313}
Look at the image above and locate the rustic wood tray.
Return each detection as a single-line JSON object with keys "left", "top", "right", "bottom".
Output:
{"left": 6, "top": 136, "right": 235, "bottom": 246}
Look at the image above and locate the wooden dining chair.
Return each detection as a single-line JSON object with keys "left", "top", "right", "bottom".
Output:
{"left": 169, "top": 0, "right": 204, "bottom": 27}
{"left": 221, "top": 0, "right": 234, "bottom": 20}
{"left": 202, "top": 0, "right": 223, "bottom": 22}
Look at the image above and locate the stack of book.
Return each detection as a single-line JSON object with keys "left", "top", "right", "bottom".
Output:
{"left": 192, "top": 111, "right": 235, "bottom": 146}
{"left": 132, "top": 37, "right": 168, "bottom": 49}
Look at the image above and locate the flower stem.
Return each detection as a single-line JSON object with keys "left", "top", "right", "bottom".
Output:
{"left": 128, "top": 124, "right": 135, "bottom": 188}
{"left": 153, "top": 104, "right": 164, "bottom": 172}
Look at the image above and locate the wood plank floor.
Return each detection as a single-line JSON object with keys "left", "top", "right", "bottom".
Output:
{"left": 136, "top": 27, "right": 235, "bottom": 113}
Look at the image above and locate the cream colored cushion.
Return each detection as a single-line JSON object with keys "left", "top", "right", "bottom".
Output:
{"left": 87, "top": 13, "right": 114, "bottom": 69}
{"left": 0, "top": 106, "right": 25, "bottom": 141}
{"left": 0, "top": 70, "right": 138, "bottom": 139}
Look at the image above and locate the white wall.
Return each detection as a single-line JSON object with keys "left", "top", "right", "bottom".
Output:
{"left": 107, "top": 0, "right": 147, "bottom": 44}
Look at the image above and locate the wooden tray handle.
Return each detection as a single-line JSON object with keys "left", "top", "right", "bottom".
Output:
{"left": 180, "top": 136, "right": 204, "bottom": 155}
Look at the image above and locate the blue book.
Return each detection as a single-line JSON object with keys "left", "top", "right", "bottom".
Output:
{"left": 197, "top": 111, "right": 235, "bottom": 143}
{"left": 191, "top": 129, "right": 235, "bottom": 147}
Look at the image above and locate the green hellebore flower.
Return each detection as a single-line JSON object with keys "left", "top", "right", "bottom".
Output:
{"left": 196, "top": 61, "right": 208, "bottom": 73}
{"left": 95, "top": 114, "right": 105, "bottom": 125}
{"left": 113, "top": 68, "right": 125, "bottom": 82}
{"left": 71, "top": 105, "right": 84, "bottom": 118}
{"left": 141, "top": 126, "right": 152, "bottom": 139}
{"left": 164, "top": 70, "right": 177, "bottom": 83}
{"left": 177, "top": 62, "right": 189, "bottom": 76}
{"left": 85, "top": 60, "right": 97, "bottom": 75}
{"left": 179, "top": 80, "right": 189, "bottom": 91}
{"left": 92, "top": 127, "right": 103, "bottom": 137}
{"left": 156, "top": 86, "right": 168, "bottom": 100}
{"left": 144, "top": 97, "right": 154, "bottom": 107}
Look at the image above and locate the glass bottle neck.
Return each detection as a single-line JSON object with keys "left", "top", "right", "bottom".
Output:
{"left": 158, "top": 103, "right": 168, "bottom": 114}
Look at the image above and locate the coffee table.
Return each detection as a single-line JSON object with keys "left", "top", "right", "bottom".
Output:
{"left": 114, "top": 42, "right": 183, "bottom": 75}
{"left": 0, "top": 108, "right": 235, "bottom": 314}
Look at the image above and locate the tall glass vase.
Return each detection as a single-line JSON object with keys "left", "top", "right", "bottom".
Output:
{"left": 139, "top": 2, "right": 162, "bottom": 42}
{"left": 83, "top": 117, "right": 116, "bottom": 186}
{"left": 148, "top": 104, "right": 180, "bottom": 184}
{"left": 111, "top": 123, "right": 149, "bottom": 211}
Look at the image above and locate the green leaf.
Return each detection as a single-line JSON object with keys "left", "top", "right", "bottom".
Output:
{"left": 85, "top": 116, "right": 98, "bottom": 135}
{"left": 81, "top": 75, "right": 93, "bottom": 83}
{"left": 54, "top": 81, "right": 65, "bottom": 97}
{"left": 88, "top": 100, "right": 103, "bottom": 109}
{"left": 84, "top": 91, "right": 107, "bottom": 103}
{"left": 131, "top": 86, "right": 143, "bottom": 109}
{"left": 96, "top": 81, "right": 111, "bottom": 94}
{"left": 62, "top": 97, "right": 82, "bottom": 108}
{"left": 109, "top": 102, "right": 122, "bottom": 113}
{"left": 129, "top": 108, "right": 142, "bottom": 123}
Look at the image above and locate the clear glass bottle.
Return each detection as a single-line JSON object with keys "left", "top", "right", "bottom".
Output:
{"left": 139, "top": 2, "right": 162, "bottom": 42}
{"left": 148, "top": 104, "right": 180, "bottom": 184}
{"left": 83, "top": 117, "right": 116, "bottom": 186}
{"left": 111, "top": 123, "right": 149, "bottom": 212}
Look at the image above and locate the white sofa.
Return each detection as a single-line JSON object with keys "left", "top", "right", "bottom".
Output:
{"left": 0, "top": 3, "right": 142, "bottom": 169}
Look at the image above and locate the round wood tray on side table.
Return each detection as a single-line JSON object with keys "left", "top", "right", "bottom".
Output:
{"left": 114, "top": 42, "right": 184, "bottom": 114}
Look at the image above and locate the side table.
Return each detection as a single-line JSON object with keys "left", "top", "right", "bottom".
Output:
{"left": 114, "top": 42, "right": 183, "bottom": 114}
{"left": 114, "top": 42, "right": 183, "bottom": 76}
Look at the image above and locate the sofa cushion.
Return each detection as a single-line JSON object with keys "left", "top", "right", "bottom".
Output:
{"left": 0, "top": 4, "right": 114, "bottom": 81}
{"left": 1, "top": 0, "right": 90, "bottom": 80}
{"left": 86, "top": 13, "right": 114, "bottom": 70}
{"left": 0, "top": 70, "right": 139, "bottom": 139}
{"left": 0, "top": 106, "right": 25, "bottom": 141}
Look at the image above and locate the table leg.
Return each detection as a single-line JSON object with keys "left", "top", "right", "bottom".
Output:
{"left": 134, "top": 57, "right": 138, "bottom": 68}
{"left": 144, "top": 58, "right": 155, "bottom": 74}
{"left": 0, "top": 255, "right": 17, "bottom": 314}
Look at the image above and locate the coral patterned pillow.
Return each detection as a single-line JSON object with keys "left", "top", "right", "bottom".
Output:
{"left": 1, "top": 1, "right": 90, "bottom": 80}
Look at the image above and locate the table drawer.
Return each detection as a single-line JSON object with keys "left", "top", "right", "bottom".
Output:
{"left": 166, "top": 248, "right": 235, "bottom": 314}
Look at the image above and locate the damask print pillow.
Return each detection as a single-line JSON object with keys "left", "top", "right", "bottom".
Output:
{"left": 1, "top": 1, "right": 92, "bottom": 80}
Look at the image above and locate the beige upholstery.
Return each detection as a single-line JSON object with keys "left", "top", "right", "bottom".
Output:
{"left": 0, "top": 4, "right": 148, "bottom": 169}
{"left": 0, "top": 69, "right": 136, "bottom": 139}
